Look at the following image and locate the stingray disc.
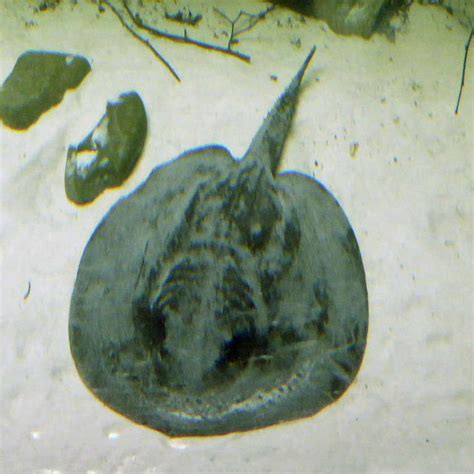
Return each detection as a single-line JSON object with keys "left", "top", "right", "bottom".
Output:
{"left": 69, "top": 48, "right": 368, "bottom": 437}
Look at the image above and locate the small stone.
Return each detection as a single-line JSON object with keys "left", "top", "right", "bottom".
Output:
{"left": 65, "top": 91, "right": 147, "bottom": 205}
{"left": 349, "top": 141, "right": 359, "bottom": 159}
{"left": 0, "top": 50, "right": 91, "bottom": 130}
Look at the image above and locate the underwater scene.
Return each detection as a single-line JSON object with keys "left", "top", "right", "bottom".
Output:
{"left": 0, "top": 0, "right": 472, "bottom": 472}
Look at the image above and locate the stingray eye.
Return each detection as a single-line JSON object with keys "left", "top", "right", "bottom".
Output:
{"left": 230, "top": 178, "right": 282, "bottom": 251}
{"left": 248, "top": 190, "right": 281, "bottom": 250}
{"left": 249, "top": 222, "right": 264, "bottom": 246}
{"left": 239, "top": 209, "right": 274, "bottom": 251}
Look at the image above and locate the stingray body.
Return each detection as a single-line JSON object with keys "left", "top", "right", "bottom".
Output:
{"left": 69, "top": 48, "right": 368, "bottom": 437}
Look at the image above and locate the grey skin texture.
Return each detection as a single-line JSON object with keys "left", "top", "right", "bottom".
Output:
{"left": 0, "top": 50, "right": 90, "bottom": 130}
{"left": 69, "top": 47, "right": 368, "bottom": 437}
{"left": 65, "top": 91, "right": 147, "bottom": 204}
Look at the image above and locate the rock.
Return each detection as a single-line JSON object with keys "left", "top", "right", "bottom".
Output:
{"left": 273, "top": 0, "right": 390, "bottom": 37}
{"left": 418, "top": 0, "right": 474, "bottom": 29}
{"left": 0, "top": 50, "right": 91, "bottom": 130}
{"left": 275, "top": 1, "right": 474, "bottom": 36}
{"left": 65, "top": 91, "right": 147, "bottom": 205}
{"left": 309, "top": 0, "right": 388, "bottom": 37}
{"left": 69, "top": 48, "right": 369, "bottom": 437}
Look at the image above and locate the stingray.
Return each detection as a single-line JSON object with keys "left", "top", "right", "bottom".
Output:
{"left": 69, "top": 47, "right": 368, "bottom": 437}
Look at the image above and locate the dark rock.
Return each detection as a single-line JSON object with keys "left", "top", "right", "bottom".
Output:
{"left": 0, "top": 50, "right": 90, "bottom": 130}
{"left": 69, "top": 48, "right": 368, "bottom": 437}
{"left": 309, "top": 0, "right": 388, "bottom": 37}
{"left": 65, "top": 92, "right": 147, "bottom": 205}
{"left": 273, "top": 0, "right": 392, "bottom": 37}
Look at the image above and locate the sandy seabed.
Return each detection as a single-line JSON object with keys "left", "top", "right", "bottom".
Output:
{"left": 0, "top": 1, "right": 472, "bottom": 472}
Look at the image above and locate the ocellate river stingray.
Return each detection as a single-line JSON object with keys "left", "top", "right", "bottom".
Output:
{"left": 69, "top": 48, "right": 368, "bottom": 437}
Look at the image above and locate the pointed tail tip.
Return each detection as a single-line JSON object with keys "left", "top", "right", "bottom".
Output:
{"left": 290, "top": 46, "right": 317, "bottom": 91}
{"left": 241, "top": 46, "right": 318, "bottom": 173}
{"left": 300, "top": 46, "right": 317, "bottom": 78}
{"left": 306, "top": 46, "right": 317, "bottom": 65}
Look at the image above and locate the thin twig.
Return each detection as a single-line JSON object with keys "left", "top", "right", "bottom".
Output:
{"left": 122, "top": 0, "right": 251, "bottom": 62}
{"left": 214, "top": 8, "right": 239, "bottom": 49}
{"left": 23, "top": 281, "right": 31, "bottom": 300}
{"left": 233, "top": 7, "right": 275, "bottom": 39}
{"left": 214, "top": 6, "right": 275, "bottom": 50}
{"left": 101, "top": 0, "right": 181, "bottom": 82}
{"left": 455, "top": 28, "right": 473, "bottom": 115}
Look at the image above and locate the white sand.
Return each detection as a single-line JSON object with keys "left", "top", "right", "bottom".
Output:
{"left": 0, "top": 1, "right": 472, "bottom": 472}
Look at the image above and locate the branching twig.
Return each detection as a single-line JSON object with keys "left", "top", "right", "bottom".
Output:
{"left": 23, "top": 281, "right": 31, "bottom": 300}
{"left": 100, "top": 1, "right": 275, "bottom": 78}
{"left": 101, "top": 0, "right": 181, "bottom": 82}
{"left": 214, "top": 6, "right": 275, "bottom": 50}
{"left": 455, "top": 28, "right": 473, "bottom": 115}
{"left": 122, "top": 0, "right": 251, "bottom": 62}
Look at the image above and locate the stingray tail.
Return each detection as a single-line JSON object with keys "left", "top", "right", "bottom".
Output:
{"left": 242, "top": 46, "right": 316, "bottom": 176}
